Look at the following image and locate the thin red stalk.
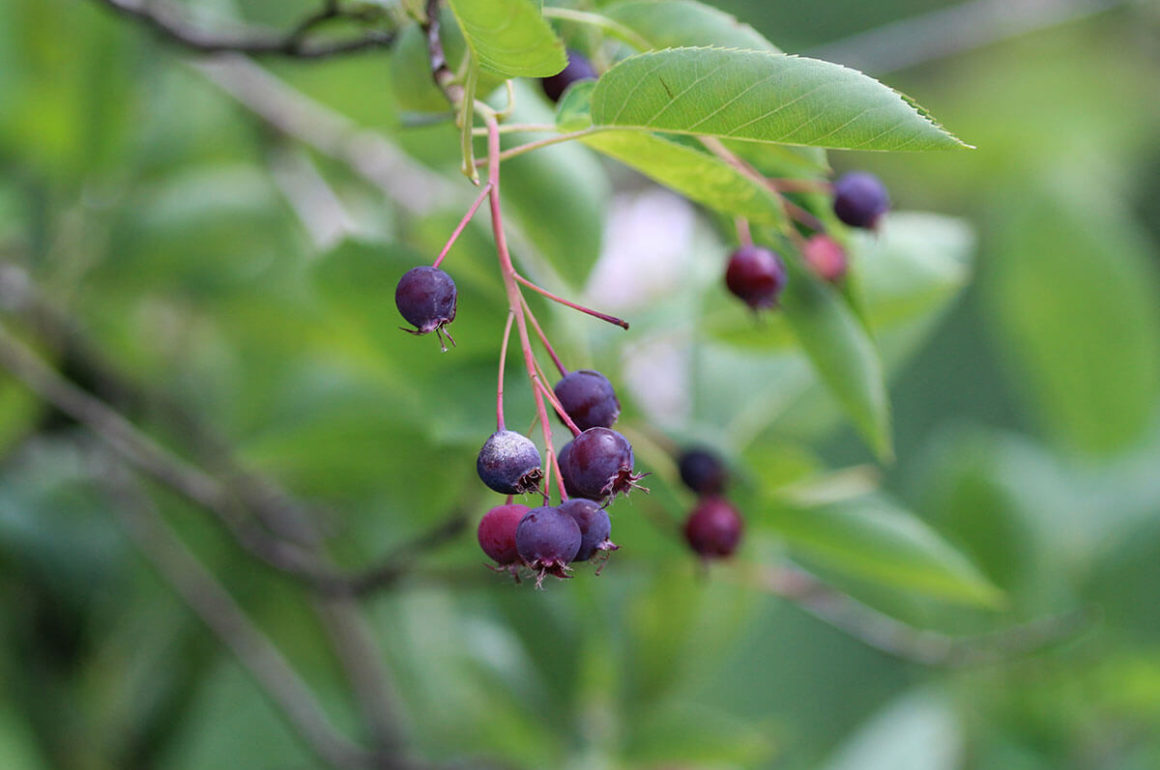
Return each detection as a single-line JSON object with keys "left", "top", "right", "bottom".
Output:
{"left": 781, "top": 198, "right": 825, "bottom": 233}
{"left": 734, "top": 217, "right": 753, "bottom": 247}
{"left": 533, "top": 365, "right": 582, "bottom": 438}
{"left": 495, "top": 310, "right": 514, "bottom": 431}
{"left": 433, "top": 182, "right": 492, "bottom": 268}
{"left": 486, "top": 115, "right": 559, "bottom": 502}
{"left": 513, "top": 273, "right": 629, "bottom": 330}
{"left": 519, "top": 293, "right": 567, "bottom": 377}
{"left": 768, "top": 177, "right": 831, "bottom": 194}
{"left": 547, "top": 439, "right": 568, "bottom": 502}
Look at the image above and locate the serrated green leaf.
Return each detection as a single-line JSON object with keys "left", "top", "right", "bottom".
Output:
{"left": 447, "top": 0, "right": 565, "bottom": 77}
{"left": 590, "top": 47, "right": 968, "bottom": 150}
{"left": 557, "top": 81, "right": 786, "bottom": 225}
{"left": 781, "top": 256, "right": 892, "bottom": 461}
{"left": 761, "top": 493, "right": 1004, "bottom": 607}
{"left": 604, "top": 0, "right": 780, "bottom": 52}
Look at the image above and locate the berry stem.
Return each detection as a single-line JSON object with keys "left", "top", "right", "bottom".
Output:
{"left": 734, "top": 217, "right": 753, "bottom": 247}
{"left": 513, "top": 273, "right": 629, "bottom": 330}
{"left": 768, "top": 177, "right": 831, "bottom": 194}
{"left": 495, "top": 310, "right": 514, "bottom": 431}
{"left": 780, "top": 198, "right": 825, "bottom": 233}
{"left": 470, "top": 123, "right": 560, "bottom": 136}
{"left": 533, "top": 367, "right": 582, "bottom": 437}
{"left": 433, "top": 181, "right": 492, "bottom": 268}
{"left": 472, "top": 128, "right": 600, "bottom": 167}
{"left": 519, "top": 293, "right": 568, "bottom": 377}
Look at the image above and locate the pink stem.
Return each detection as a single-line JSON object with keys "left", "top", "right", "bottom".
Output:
{"left": 519, "top": 293, "right": 568, "bottom": 377}
{"left": 495, "top": 310, "right": 514, "bottom": 431}
{"left": 735, "top": 217, "right": 753, "bottom": 247}
{"left": 768, "top": 177, "right": 831, "bottom": 194}
{"left": 486, "top": 115, "right": 560, "bottom": 501}
{"left": 534, "top": 364, "right": 582, "bottom": 437}
{"left": 513, "top": 273, "right": 629, "bottom": 330}
{"left": 433, "top": 182, "right": 492, "bottom": 268}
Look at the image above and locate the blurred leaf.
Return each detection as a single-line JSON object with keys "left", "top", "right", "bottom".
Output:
{"left": 0, "top": 702, "right": 47, "bottom": 770}
{"left": 447, "top": 0, "right": 565, "bottom": 77}
{"left": 986, "top": 183, "right": 1160, "bottom": 456}
{"left": 604, "top": 0, "right": 780, "bottom": 51}
{"left": 624, "top": 703, "right": 777, "bottom": 766}
{"left": 590, "top": 48, "right": 968, "bottom": 150}
{"left": 822, "top": 690, "right": 962, "bottom": 770}
{"left": 760, "top": 493, "right": 1004, "bottom": 607}
{"left": 781, "top": 256, "right": 892, "bottom": 461}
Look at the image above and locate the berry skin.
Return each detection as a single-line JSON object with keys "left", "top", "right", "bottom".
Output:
{"left": 395, "top": 266, "right": 457, "bottom": 349}
{"left": 725, "top": 245, "right": 787, "bottom": 311}
{"left": 477, "top": 504, "right": 529, "bottom": 566}
{"left": 683, "top": 497, "right": 744, "bottom": 559}
{"left": 556, "top": 440, "right": 579, "bottom": 497}
{"left": 515, "top": 505, "right": 582, "bottom": 586}
{"left": 476, "top": 430, "right": 543, "bottom": 495}
{"left": 560, "top": 498, "right": 617, "bottom": 562}
{"left": 554, "top": 369, "right": 620, "bottom": 431}
{"left": 677, "top": 447, "right": 728, "bottom": 497}
{"left": 832, "top": 171, "right": 890, "bottom": 229}
{"left": 541, "top": 50, "right": 598, "bottom": 103}
{"left": 560, "top": 427, "right": 646, "bottom": 502}
{"left": 802, "top": 234, "right": 848, "bottom": 283}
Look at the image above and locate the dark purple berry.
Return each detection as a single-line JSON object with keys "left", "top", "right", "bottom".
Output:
{"left": 554, "top": 369, "right": 620, "bottom": 431}
{"left": 560, "top": 498, "right": 617, "bottom": 562}
{"left": 395, "top": 265, "right": 457, "bottom": 350}
{"left": 515, "top": 505, "right": 582, "bottom": 586}
{"left": 556, "top": 440, "right": 579, "bottom": 497}
{"left": 477, "top": 430, "right": 543, "bottom": 495}
{"left": 477, "top": 504, "right": 529, "bottom": 565}
{"left": 677, "top": 447, "right": 728, "bottom": 496}
{"left": 802, "top": 234, "right": 848, "bottom": 282}
{"left": 559, "top": 427, "right": 645, "bottom": 502}
{"left": 832, "top": 171, "right": 890, "bottom": 229}
{"left": 683, "top": 497, "right": 744, "bottom": 559}
{"left": 541, "top": 50, "right": 598, "bottom": 103}
{"left": 725, "top": 245, "right": 787, "bottom": 310}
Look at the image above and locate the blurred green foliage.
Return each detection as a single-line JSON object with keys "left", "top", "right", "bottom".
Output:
{"left": 1, "top": 0, "right": 1159, "bottom": 769}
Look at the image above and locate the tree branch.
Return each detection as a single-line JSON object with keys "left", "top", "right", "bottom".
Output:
{"left": 89, "top": 0, "right": 396, "bottom": 59}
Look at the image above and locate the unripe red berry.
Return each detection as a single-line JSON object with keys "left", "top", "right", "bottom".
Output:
{"left": 802, "top": 234, "right": 848, "bottom": 283}
{"left": 725, "top": 245, "right": 787, "bottom": 311}
{"left": 477, "top": 504, "right": 529, "bottom": 565}
{"left": 683, "top": 497, "right": 744, "bottom": 559}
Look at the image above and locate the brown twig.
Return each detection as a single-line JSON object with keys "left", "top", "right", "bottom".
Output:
{"left": 89, "top": 0, "right": 395, "bottom": 59}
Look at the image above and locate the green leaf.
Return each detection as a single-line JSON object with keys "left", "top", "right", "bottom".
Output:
{"left": 986, "top": 184, "right": 1160, "bottom": 456}
{"left": 604, "top": 0, "right": 780, "bottom": 52}
{"left": 557, "top": 82, "right": 786, "bottom": 226}
{"left": 447, "top": 0, "right": 565, "bottom": 77}
{"left": 590, "top": 47, "right": 968, "bottom": 150}
{"left": 781, "top": 256, "right": 892, "bottom": 461}
{"left": 762, "top": 493, "right": 1004, "bottom": 607}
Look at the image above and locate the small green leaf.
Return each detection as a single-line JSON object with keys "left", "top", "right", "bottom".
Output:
{"left": 604, "top": 0, "right": 780, "bottom": 52}
{"left": 781, "top": 256, "right": 892, "bottom": 461}
{"left": 591, "top": 47, "right": 968, "bottom": 150}
{"left": 557, "top": 82, "right": 786, "bottom": 226}
{"left": 761, "top": 493, "right": 1005, "bottom": 607}
{"left": 447, "top": 0, "right": 565, "bottom": 77}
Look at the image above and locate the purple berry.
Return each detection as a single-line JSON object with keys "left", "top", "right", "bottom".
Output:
{"left": 677, "top": 447, "right": 728, "bottom": 496}
{"left": 477, "top": 504, "right": 529, "bottom": 565}
{"left": 515, "top": 505, "right": 582, "bottom": 585}
{"left": 476, "top": 430, "right": 543, "bottom": 495}
{"left": 556, "top": 440, "right": 579, "bottom": 497}
{"left": 395, "top": 266, "right": 457, "bottom": 349}
{"left": 560, "top": 498, "right": 617, "bottom": 562}
{"left": 683, "top": 497, "right": 744, "bottom": 558}
{"left": 541, "top": 50, "right": 598, "bottom": 103}
{"left": 725, "top": 245, "right": 787, "bottom": 311}
{"left": 554, "top": 369, "right": 620, "bottom": 431}
{"left": 559, "top": 427, "right": 645, "bottom": 502}
{"left": 832, "top": 172, "right": 890, "bottom": 229}
{"left": 802, "top": 234, "right": 848, "bottom": 283}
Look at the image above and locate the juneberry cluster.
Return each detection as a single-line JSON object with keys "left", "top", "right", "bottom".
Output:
{"left": 676, "top": 447, "right": 744, "bottom": 560}
{"left": 721, "top": 170, "right": 891, "bottom": 311}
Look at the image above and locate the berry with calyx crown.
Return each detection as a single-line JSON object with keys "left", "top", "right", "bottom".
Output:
{"left": 554, "top": 369, "right": 620, "bottom": 431}
{"left": 515, "top": 505, "right": 582, "bottom": 586}
{"left": 395, "top": 265, "right": 457, "bottom": 349}
{"left": 560, "top": 498, "right": 617, "bottom": 563}
{"left": 725, "top": 245, "right": 787, "bottom": 311}
{"left": 476, "top": 430, "right": 543, "bottom": 495}
{"left": 477, "top": 504, "right": 529, "bottom": 566}
{"left": 559, "top": 427, "right": 646, "bottom": 502}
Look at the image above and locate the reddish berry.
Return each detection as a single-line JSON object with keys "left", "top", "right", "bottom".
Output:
{"left": 477, "top": 504, "right": 529, "bottom": 565}
{"left": 476, "top": 430, "right": 543, "bottom": 495}
{"left": 725, "top": 245, "right": 787, "bottom": 310}
{"left": 677, "top": 447, "right": 728, "bottom": 496}
{"left": 395, "top": 266, "right": 457, "bottom": 349}
{"left": 554, "top": 369, "right": 620, "bottom": 431}
{"left": 560, "top": 499, "right": 617, "bottom": 562}
{"left": 683, "top": 497, "right": 744, "bottom": 558}
{"left": 516, "top": 505, "right": 582, "bottom": 586}
{"left": 832, "top": 172, "right": 890, "bottom": 229}
{"left": 802, "top": 234, "right": 848, "bottom": 283}
{"left": 541, "top": 50, "right": 598, "bottom": 103}
{"left": 560, "top": 427, "right": 646, "bottom": 502}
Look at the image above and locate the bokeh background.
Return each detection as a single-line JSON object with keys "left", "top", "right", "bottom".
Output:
{"left": 1, "top": 0, "right": 1159, "bottom": 768}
